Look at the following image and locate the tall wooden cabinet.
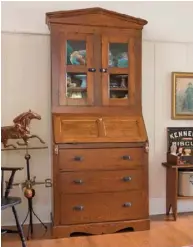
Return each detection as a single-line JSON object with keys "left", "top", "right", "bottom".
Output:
{"left": 46, "top": 7, "right": 149, "bottom": 238}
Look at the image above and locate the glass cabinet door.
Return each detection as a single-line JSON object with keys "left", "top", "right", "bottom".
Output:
{"left": 59, "top": 33, "right": 94, "bottom": 106}
{"left": 101, "top": 36, "right": 135, "bottom": 106}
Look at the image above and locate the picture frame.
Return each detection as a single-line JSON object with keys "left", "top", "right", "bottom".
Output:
{"left": 171, "top": 72, "right": 193, "bottom": 119}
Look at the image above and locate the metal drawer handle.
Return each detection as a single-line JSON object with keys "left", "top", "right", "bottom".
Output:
{"left": 74, "top": 156, "right": 83, "bottom": 161}
{"left": 73, "top": 205, "right": 84, "bottom": 211}
{"left": 73, "top": 179, "right": 83, "bottom": 184}
{"left": 88, "top": 68, "right": 96, "bottom": 72}
{"left": 123, "top": 176, "right": 132, "bottom": 182}
{"left": 122, "top": 155, "right": 131, "bottom": 160}
{"left": 123, "top": 202, "right": 132, "bottom": 207}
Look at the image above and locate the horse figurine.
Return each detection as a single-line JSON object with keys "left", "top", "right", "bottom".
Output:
{"left": 1, "top": 110, "right": 45, "bottom": 149}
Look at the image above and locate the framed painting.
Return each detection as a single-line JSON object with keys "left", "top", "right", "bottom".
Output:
{"left": 171, "top": 72, "right": 193, "bottom": 119}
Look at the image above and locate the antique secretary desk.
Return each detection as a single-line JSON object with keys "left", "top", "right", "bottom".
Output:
{"left": 46, "top": 7, "right": 149, "bottom": 238}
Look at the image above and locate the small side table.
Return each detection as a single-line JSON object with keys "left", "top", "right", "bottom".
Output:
{"left": 162, "top": 162, "right": 193, "bottom": 220}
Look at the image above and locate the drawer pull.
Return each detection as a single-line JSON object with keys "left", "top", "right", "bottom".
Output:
{"left": 100, "top": 68, "right": 107, "bottom": 73}
{"left": 123, "top": 202, "right": 132, "bottom": 207}
{"left": 74, "top": 156, "right": 83, "bottom": 161}
{"left": 88, "top": 68, "right": 96, "bottom": 72}
{"left": 73, "top": 179, "right": 83, "bottom": 184}
{"left": 123, "top": 176, "right": 132, "bottom": 182}
{"left": 73, "top": 205, "right": 84, "bottom": 211}
{"left": 122, "top": 155, "right": 131, "bottom": 160}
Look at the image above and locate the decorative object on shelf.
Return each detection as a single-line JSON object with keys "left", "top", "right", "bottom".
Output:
{"left": 67, "top": 76, "right": 76, "bottom": 88}
{"left": 70, "top": 92, "right": 82, "bottom": 98}
{"left": 2, "top": 146, "right": 51, "bottom": 240}
{"left": 66, "top": 74, "right": 87, "bottom": 99}
{"left": 170, "top": 142, "right": 177, "bottom": 155}
{"left": 80, "top": 77, "right": 87, "bottom": 88}
{"left": 119, "top": 75, "right": 128, "bottom": 88}
{"left": 118, "top": 52, "right": 128, "bottom": 68}
{"left": 1, "top": 110, "right": 45, "bottom": 149}
{"left": 108, "top": 43, "right": 128, "bottom": 68}
{"left": 171, "top": 72, "right": 193, "bottom": 120}
{"left": 70, "top": 50, "right": 86, "bottom": 65}
{"left": 167, "top": 127, "right": 193, "bottom": 165}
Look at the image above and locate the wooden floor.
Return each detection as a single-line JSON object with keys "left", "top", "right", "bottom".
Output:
{"left": 2, "top": 214, "right": 193, "bottom": 247}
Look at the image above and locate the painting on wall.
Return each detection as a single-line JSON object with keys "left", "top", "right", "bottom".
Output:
{"left": 171, "top": 72, "right": 193, "bottom": 120}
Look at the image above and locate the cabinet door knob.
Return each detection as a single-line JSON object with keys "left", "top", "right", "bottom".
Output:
{"left": 123, "top": 202, "right": 132, "bottom": 207}
{"left": 122, "top": 155, "right": 131, "bottom": 160}
{"left": 88, "top": 68, "right": 96, "bottom": 72}
{"left": 123, "top": 176, "right": 132, "bottom": 182}
{"left": 73, "top": 205, "right": 84, "bottom": 211}
{"left": 100, "top": 68, "right": 107, "bottom": 73}
{"left": 74, "top": 156, "right": 83, "bottom": 161}
{"left": 73, "top": 179, "right": 83, "bottom": 184}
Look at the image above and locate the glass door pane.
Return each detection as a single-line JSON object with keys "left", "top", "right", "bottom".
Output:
{"left": 67, "top": 40, "right": 86, "bottom": 65}
{"left": 109, "top": 74, "right": 128, "bottom": 99}
{"left": 102, "top": 36, "right": 133, "bottom": 106}
{"left": 59, "top": 34, "right": 94, "bottom": 106}
{"left": 109, "top": 43, "right": 128, "bottom": 68}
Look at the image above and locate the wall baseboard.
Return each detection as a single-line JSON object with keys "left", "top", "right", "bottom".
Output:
{"left": 149, "top": 197, "right": 193, "bottom": 215}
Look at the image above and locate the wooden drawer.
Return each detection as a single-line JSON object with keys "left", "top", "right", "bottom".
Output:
{"left": 58, "top": 169, "right": 143, "bottom": 194}
{"left": 58, "top": 148, "right": 144, "bottom": 171}
{"left": 60, "top": 191, "right": 148, "bottom": 225}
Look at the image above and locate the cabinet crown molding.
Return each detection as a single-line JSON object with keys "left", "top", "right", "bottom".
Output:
{"left": 46, "top": 7, "right": 148, "bottom": 29}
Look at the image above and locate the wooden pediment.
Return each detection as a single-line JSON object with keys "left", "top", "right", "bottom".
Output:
{"left": 46, "top": 7, "right": 148, "bottom": 30}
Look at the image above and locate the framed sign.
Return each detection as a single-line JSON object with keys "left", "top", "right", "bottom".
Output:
{"left": 171, "top": 72, "right": 193, "bottom": 120}
{"left": 167, "top": 127, "right": 193, "bottom": 158}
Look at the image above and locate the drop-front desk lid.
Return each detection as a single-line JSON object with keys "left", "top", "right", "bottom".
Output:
{"left": 53, "top": 114, "right": 148, "bottom": 143}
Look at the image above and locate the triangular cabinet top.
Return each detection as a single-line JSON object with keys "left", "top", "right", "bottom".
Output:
{"left": 46, "top": 7, "right": 148, "bottom": 30}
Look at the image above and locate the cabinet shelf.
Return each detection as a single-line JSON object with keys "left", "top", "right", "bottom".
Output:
{"left": 67, "top": 87, "right": 87, "bottom": 92}
{"left": 110, "top": 88, "right": 128, "bottom": 91}
{"left": 178, "top": 196, "right": 193, "bottom": 199}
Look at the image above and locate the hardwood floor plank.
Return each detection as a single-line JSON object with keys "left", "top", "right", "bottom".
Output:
{"left": 2, "top": 214, "right": 193, "bottom": 247}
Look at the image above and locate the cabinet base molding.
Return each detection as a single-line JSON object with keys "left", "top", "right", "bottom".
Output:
{"left": 52, "top": 219, "right": 150, "bottom": 238}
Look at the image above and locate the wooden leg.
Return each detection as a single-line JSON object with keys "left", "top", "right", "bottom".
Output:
{"left": 166, "top": 167, "right": 178, "bottom": 220}
{"left": 166, "top": 204, "right": 171, "bottom": 216}
{"left": 172, "top": 202, "right": 177, "bottom": 221}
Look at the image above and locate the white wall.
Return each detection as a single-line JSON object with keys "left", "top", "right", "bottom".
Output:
{"left": 2, "top": 1, "right": 193, "bottom": 42}
{"left": 1, "top": 1, "right": 193, "bottom": 225}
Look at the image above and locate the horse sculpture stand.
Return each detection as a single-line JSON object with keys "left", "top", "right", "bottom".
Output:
{"left": 1, "top": 110, "right": 50, "bottom": 239}
{"left": 21, "top": 148, "right": 48, "bottom": 239}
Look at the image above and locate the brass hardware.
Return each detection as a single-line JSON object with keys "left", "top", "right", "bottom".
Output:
{"left": 74, "top": 156, "right": 83, "bottom": 161}
{"left": 145, "top": 141, "right": 149, "bottom": 153}
{"left": 123, "top": 176, "right": 132, "bottom": 182}
{"left": 123, "top": 202, "right": 132, "bottom": 207}
{"left": 122, "top": 155, "right": 131, "bottom": 160}
{"left": 88, "top": 68, "right": 96, "bottom": 72}
{"left": 100, "top": 68, "right": 107, "bottom": 73}
{"left": 74, "top": 179, "right": 83, "bottom": 184}
{"left": 54, "top": 145, "right": 58, "bottom": 155}
{"left": 73, "top": 205, "right": 84, "bottom": 211}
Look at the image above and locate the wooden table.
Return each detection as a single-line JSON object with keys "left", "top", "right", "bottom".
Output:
{"left": 162, "top": 162, "right": 193, "bottom": 220}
